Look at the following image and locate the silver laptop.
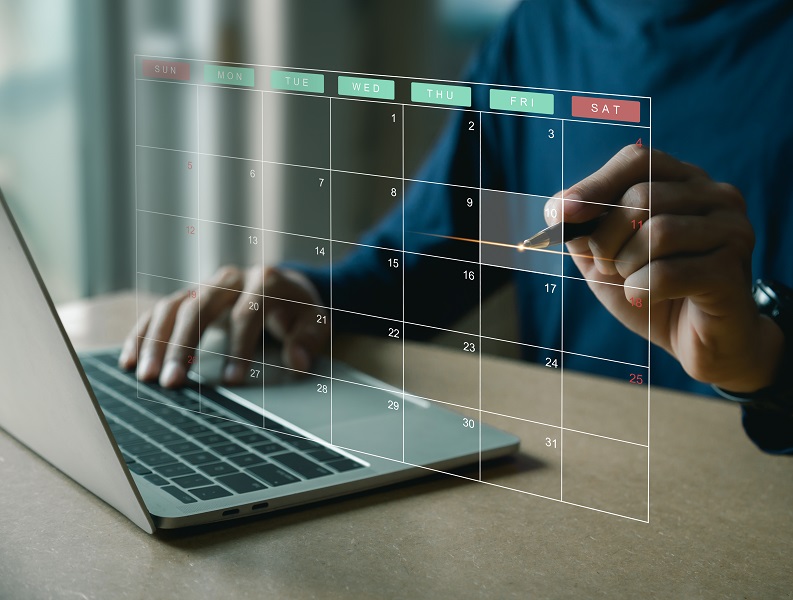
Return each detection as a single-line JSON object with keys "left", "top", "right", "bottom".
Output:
{"left": 0, "top": 189, "right": 519, "bottom": 533}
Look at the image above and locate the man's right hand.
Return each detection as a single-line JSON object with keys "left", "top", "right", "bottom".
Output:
{"left": 118, "top": 266, "right": 329, "bottom": 388}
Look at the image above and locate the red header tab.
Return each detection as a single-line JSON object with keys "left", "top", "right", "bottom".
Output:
{"left": 571, "top": 96, "right": 641, "bottom": 123}
{"left": 142, "top": 60, "right": 190, "bottom": 81}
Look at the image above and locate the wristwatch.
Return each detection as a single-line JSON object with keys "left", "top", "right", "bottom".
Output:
{"left": 713, "top": 279, "right": 793, "bottom": 414}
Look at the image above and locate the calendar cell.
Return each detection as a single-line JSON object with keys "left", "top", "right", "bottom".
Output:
{"left": 480, "top": 113, "right": 562, "bottom": 197}
{"left": 482, "top": 414, "right": 561, "bottom": 500}
{"left": 198, "top": 220, "right": 263, "bottom": 286}
{"left": 561, "top": 431, "right": 648, "bottom": 520}
{"left": 136, "top": 210, "right": 198, "bottom": 284}
{"left": 563, "top": 121, "right": 647, "bottom": 192}
{"left": 330, "top": 171, "right": 402, "bottom": 249}
{"left": 403, "top": 182, "right": 479, "bottom": 263}
{"left": 481, "top": 337, "right": 562, "bottom": 426}
{"left": 198, "top": 85, "right": 262, "bottom": 161}
{"left": 480, "top": 189, "right": 564, "bottom": 276}
{"left": 263, "top": 92, "right": 330, "bottom": 168}
{"left": 563, "top": 358, "right": 648, "bottom": 445}
{"left": 403, "top": 106, "right": 480, "bottom": 187}
{"left": 330, "top": 97, "right": 401, "bottom": 177}
{"left": 403, "top": 325, "right": 480, "bottom": 410}
{"left": 404, "top": 255, "right": 479, "bottom": 335}
{"left": 198, "top": 154, "right": 263, "bottom": 228}
{"left": 135, "top": 146, "right": 198, "bottom": 218}
{"left": 136, "top": 79, "right": 197, "bottom": 152}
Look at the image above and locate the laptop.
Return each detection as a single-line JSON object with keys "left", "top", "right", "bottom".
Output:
{"left": 0, "top": 189, "right": 519, "bottom": 533}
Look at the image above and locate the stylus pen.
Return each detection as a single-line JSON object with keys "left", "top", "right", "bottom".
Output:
{"left": 520, "top": 216, "right": 604, "bottom": 250}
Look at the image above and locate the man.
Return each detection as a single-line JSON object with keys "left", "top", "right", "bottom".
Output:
{"left": 120, "top": 0, "right": 793, "bottom": 452}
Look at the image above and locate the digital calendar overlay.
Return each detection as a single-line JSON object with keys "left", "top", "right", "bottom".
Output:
{"left": 134, "top": 55, "right": 652, "bottom": 521}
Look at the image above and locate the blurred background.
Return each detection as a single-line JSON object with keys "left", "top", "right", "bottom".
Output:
{"left": 0, "top": 0, "right": 521, "bottom": 304}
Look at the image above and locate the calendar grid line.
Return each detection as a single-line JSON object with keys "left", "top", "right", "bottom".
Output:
{"left": 130, "top": 335, "right": 648, "bottom": 451}
{"left": 134, "top": 142, "right": 653, "bottom": 211}
{"left": 134, "top": 54, "right": 651, "bottom": 520}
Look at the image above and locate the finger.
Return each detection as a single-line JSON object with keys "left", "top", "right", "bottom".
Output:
{"left": 160, "top": 267, "right": 245, "bottom": 387}
{"left": 261, "top": 267, "right": 328, "bottom": 371}
{"left": 282, "top": 307, "right": 329, "bottom": 371}
{"left": 119, "top": 309, "right": 151, "bottom": 370}
{"left": 223, "top": 267, "right": 266, "bottom": 385}
{"left": 136, "top": 293, "right": 184, "bottom": 381}
{"left": 544, "top": 146, "right": 713, "bottom": 226}
{"left": 262, "top": 267, "right": 322, "bottom": 342}
{"left": 614, "top": 211, "right": 752, "bottom": 280}
{"left": 624, "top": 247, "right": 749, "bottom": 309}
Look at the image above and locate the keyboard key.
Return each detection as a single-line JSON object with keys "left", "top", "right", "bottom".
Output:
{"left": 217, "top": 423, "right": 250, "bottom": 434}
{"left": 228, "top": 453, "right": 266, "bottom": 467}
{"left": 251, "top": 442, "right": 285, "bottom": 455}
{"left": 147, "top": 431, "right": 187, "bottom": 445}
{"left": 248, "top": 464, "right": 300, "bottom": 487}
{"left": 212, "top": 443, "right": 246, "bottom": 457}
{"left": 308, "top": 448, "right": 345, "bottom": 463}
{"left": 183, "top": 452, "right": 219, "bottom": 466}
{"left": 164, "top": 441, "right": 202, "bottom": 455}
{"left": 123, "top": 441, "right": 160, "bottom": 456}
{"left": 175, "top": 423, "right": 211, "bottom": 435}
{"left": 326, "top": 458, "right": 365, "bottom": 472}
{"left": 194, "top": 433, "right": 228, "bottom": 446}
{"left": 156, "top": 463, "right": 196, "bottom": 478}
{"left": 282, "top": 436, "right": 324, "bottom": 451}
{"left": 92, "top": 352, "right": 121, "bottom": 367}
{"left": 190, "top": 486, "right": 233, "bottom": 501}
{"left": 128, "top": 462, "right": 152, "bottom": 475}
{"left": 216, "top": 473, "right": 267, "bottom": 494}
{"left": 163, "top": 412, "right": 195, "bottom": 425}
{"left": 270, "top": 453, "right": 332, "bottom": 479}
{"left": 172, "top": 474, "right": 212, "bottom": 489}
{"left": 138, "top": 451, "right": 178, "bottom": 467}
{"left": 121, "top": 453, "right": 135, "bottom": 464}
{"left": 198, "top": 462, "right": 238, "bottom": 477}
{"left": 113, "top": 430, "right": 142, "bottom": 445}
{"left": 234, "top": 432, "right": 271, "bottom": 445}
{"left": 162, "top": 486, "right": 197, "bottom": 504}
{"left": 134, "top": 422, "right": 170, "bottom": 437}
{"left": 144, "top": 474, "right": 169, "bottom": 486}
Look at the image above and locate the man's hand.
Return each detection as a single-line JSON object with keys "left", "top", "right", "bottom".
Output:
{"left": 545, "top": 144, "right": 783, "bottom": 393}
{"left": 118, "top": 266, "right": 329, "bottom": 388}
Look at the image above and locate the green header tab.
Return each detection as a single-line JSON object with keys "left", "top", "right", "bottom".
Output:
{"left": 411, "top": 82, "right": 471, "bottom": 107}
{"left": 338, "top": 76, "right": 394, "bottom": 100}
{"left": 204, "top": 64, "right": 255, "bottom": 87}
{"left": 271, "top": 70, "right": 324, "bottom": 94}
{"left": 490, "top": 89, "right": 554, "bottom": 115}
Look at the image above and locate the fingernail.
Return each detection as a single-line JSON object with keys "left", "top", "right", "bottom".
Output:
{"left": 563, "top": 197, "right": 585, "bottom": 218}
{"left": 118, "top": 349, "right": 131, "bottom": 369}
{"left": 223, "top": 362, "right": 244, "bottom": 385}
{"left": 136, "top": 355, "right": 154, "bottom": 381}
{"left": 160, "top": 361, "right": 185, "bottom": 388}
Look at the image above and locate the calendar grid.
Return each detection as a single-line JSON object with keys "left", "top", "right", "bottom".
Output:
{"left": 133, "top": 55, "right": 652, "bottom": 521}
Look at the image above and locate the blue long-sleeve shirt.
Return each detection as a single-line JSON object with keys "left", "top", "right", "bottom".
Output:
{"left": 298, "top": 0, "right": 793, "bottom": 452}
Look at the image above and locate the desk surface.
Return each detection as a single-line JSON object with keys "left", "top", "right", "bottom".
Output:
{"left": 1, "top": 293, "right": 791, "bottom": 599}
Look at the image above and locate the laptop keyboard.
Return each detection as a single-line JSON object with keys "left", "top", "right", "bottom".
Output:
{"left": 81, "top": 351, "right": 364, "bottom": 504}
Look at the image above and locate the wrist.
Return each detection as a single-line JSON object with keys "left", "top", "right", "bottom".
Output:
{"left": 713, "top": 315, "right": 784, "bottom": 393}
{"left": 713, "top": 279, "right": 793, "bottom": 414}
